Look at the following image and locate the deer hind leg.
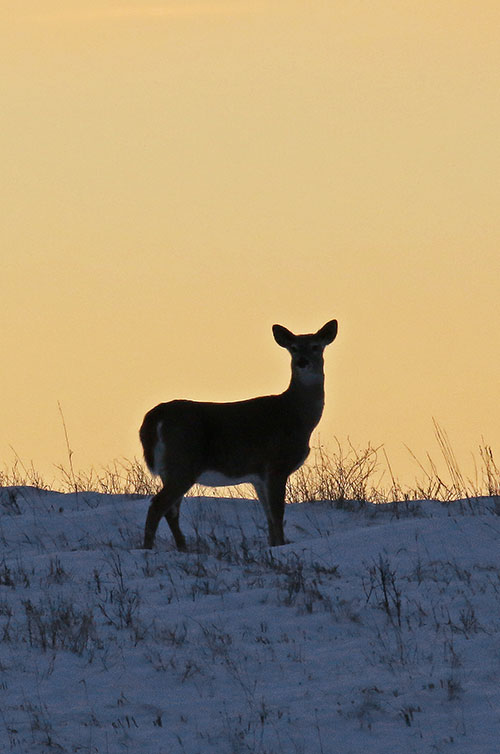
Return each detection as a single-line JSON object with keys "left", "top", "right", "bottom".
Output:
{"left": 144, "top": 478, "right": 193, "bottom": 550}
{"left": 255, "top": 474, "right": 287, "bottom": 547}
{"left": 163, "top": 495, "right": 186, "bottom": 551}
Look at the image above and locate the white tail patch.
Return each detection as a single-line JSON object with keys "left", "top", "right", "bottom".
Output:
{"left": 152, "top": 421, "right": 166, "bottom": 477}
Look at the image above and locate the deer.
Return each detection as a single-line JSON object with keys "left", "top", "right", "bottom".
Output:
{"left": 139, "top": 319, "right": 338, "bottom": 550}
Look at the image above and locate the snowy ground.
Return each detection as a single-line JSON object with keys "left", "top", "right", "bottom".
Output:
{"left": 0, "top": 486, "right": 499, "bottom": 753}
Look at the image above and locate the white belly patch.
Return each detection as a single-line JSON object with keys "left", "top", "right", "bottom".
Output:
{"left": 197, "top": 470, "right": 261, "bottom": 488}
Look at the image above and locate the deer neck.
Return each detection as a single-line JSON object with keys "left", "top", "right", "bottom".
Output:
{"left": 283, "top": 372, "right": 325, "bottom": 433}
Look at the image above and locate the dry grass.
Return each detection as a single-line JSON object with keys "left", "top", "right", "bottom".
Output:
{"left": 2, "top": 422, "right": 499, "bottom": 505}
{"left": 287, "top": 423, "right": 500, "bottom": 505}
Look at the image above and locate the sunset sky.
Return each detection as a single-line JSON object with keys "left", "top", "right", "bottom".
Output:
{"left": 2, "top": 1, "right": 500, "bottom": 486}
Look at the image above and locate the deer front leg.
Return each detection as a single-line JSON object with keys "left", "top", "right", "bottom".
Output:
{"left": 256, "top": 474, "right": 287, "bottom": 547}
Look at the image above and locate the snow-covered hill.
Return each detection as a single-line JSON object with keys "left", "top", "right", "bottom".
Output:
{"left": 1, "top": 487, "right": 499, "bottom": 753}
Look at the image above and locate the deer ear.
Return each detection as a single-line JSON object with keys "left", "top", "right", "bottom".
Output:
{"left": 272, "top": 324, "right": 295, "bottom": 348}
{"left": 316, "top": 319, "right": 338, "bottom": 345}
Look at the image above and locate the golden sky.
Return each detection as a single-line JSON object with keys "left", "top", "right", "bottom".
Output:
{"left": 2, "top": 1, "right": 500, "bottom": 486}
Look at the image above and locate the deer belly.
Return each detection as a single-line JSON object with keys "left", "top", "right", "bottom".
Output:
{"left": 197, "top": 470, "right": 260, "bottom": 488}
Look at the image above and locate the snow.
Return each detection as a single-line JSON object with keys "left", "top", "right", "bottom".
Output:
{"left": 1, "top": 487, "right": 499, "bottom": 753}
